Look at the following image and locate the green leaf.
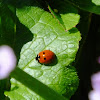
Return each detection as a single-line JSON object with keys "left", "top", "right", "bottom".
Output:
{"left": 48, "top": 1, "right": 80, "bottom": 30}
{"left": 5, "top": 6, "right": 81, "bottom": 100}
{"left": 5, "top": 67, "right": 78, "bottom": 100}
{"left": 92, "top": 0, "right": 100, "bottom": 5}
{"left": 65, "top": 0, "right": 100, "bottom": 15}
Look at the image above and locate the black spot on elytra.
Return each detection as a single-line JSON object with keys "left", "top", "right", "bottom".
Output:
{"left": 43, "top": 52, "right": 45, "bottom": 54}
{"left": 44, "top": 58, "right": 46, "bottom": 60}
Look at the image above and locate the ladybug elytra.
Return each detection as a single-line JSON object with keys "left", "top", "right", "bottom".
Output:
{"left": 36, "top": 50, "right": 55, "bottom": 64}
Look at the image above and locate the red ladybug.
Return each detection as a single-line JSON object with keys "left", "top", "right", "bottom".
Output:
{"left": 36, "top": 50, "right": 55, "bottom": 64}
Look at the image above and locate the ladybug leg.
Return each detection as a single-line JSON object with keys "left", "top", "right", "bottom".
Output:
{"left": 35, "top": 55, "right": 38, "bottom": 60}
{"left": 35, "top": 55, "right": 40, "bottom": 62}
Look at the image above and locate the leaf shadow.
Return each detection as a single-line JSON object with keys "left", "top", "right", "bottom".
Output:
{"left": 0, "top": 3, "right": 16, "bottom": 46}
{"left": 14, "top": 18, "right": 33, "bottom": 61}
{"left": 0, "top": 3, "right": 33, "bottom": 61}
{"left": 68, "top": 27, "right": 79, "bottom": 34}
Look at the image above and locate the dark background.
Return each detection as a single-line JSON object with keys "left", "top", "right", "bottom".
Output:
{"left": 71, "top": 14, "right": 100, "bottom": 100}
